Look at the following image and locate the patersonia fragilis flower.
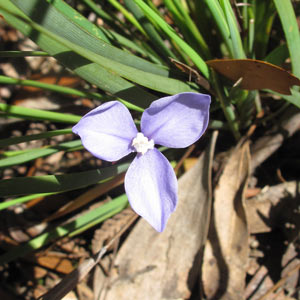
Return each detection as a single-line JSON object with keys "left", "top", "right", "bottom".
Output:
{"left": 72, "top": 92, "right": 210, "bottom": 232}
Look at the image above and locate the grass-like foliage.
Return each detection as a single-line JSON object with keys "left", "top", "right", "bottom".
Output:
{"left": 0, "top": 0, "right": 299, "bottom": 265}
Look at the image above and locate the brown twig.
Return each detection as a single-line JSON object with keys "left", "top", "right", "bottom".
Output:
{"left": 174, "top": 144, "right": 195, "bottom": 173}
{"left": 258, "top": 263, "right": 300, "bottom": 300}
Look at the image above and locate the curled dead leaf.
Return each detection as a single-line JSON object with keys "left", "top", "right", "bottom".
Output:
{"left": 202, "top": 141, "right": 250, "bottom": 299}
{"left": 206, "top": 59, "right": 300, "bottom": 95}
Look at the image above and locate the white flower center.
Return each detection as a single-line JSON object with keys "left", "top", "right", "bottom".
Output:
{"left": 132, "top": 132, "right": 154, "bottom": 155}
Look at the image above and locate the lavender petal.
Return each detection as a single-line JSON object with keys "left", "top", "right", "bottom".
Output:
{"left": 141, "top": 92, "right": 210, "bottom": 148}
{"left": 124, "top": 148, "right": 178, "bottom": 232}
{"left": 73, "top": 101, "right": 138, "bottom": 161}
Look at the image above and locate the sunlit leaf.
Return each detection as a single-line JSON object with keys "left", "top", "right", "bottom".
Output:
{"left": 207, "top": 59, "right": 300, "bottom": 95}
{"left": 0, "top": 163, "right": 129, "bottom": 196}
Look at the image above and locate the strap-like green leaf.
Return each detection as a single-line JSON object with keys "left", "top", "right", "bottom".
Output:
{"left": 0, "top": 103, "right": 81, "bottom": 123}
{"left": 6, "top": 4, "right": 196, "bottom": 96}
{"left": 12, "top": 0, "right": 169, "bottom": 77}
{"left": 0, "top": 128, "right": 72, "bottom": 147}
{"left": 0, "top": 1, "right": 156, "bottom": 108}
{"left": 0, "top": 193, "right": 55, "bottom": 211}
{"left": 204, "top": 0, "right": 234, "bottom": 57}
{"left": 273, "top": 0, "right": 300, "bottom": 78}
{"left": 0, "top": 140, "right": 82, "bottom": 168}
{"left": 0, "top": 162, "right": 129, "bottom": 196}
{"left": 220, "top": 0, "right": 245, "bottom": 59}
{"left": 124, "top": 0, "right": 176, "bottom": 60}
{"left": 133, "top": 0, "right": 210, "bottom": 79}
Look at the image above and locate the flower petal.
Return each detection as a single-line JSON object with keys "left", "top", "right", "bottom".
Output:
{"left": 125, "top": 148, "right": 177, "bottom": 232}
{"left": 141, "top": 92, "right": 210, "bottom": 148}
{"left": 73, "top": 101, "right": 138, "bottom": 161}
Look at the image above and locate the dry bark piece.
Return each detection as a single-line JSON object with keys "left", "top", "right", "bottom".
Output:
{"left": 76, "top": 282, "right": 94, "bottom": 300}
{"left": 245, "top": 181, "right": 299, "bottom": 234}
{"left": 245, "top": 266, "right": 287, "bottom": 299}
{"left": 202, "top": 141, "right": 250, "bottom": 300}
{"left": 281, "top": 243, "right": 300, "bottom": 295}
{"left": 102, "top": 133, "right": 217, "bottom": 300}
{"left": 245, "top": 265, "right": 269, "bottom": 299}
{"left": 251, "top": 106, "right": 300, "bottom": 173}
{"left": 93, "top": 255, "right": 112, "bottom": 300}
{"left": 61, "top": 291, "right": 77, "bottom": 300}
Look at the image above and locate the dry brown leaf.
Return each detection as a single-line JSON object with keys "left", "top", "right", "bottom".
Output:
{"left": 35, "top": 255, "right": 74, "bottom": 274}
{"left": 202, "top": 141, "right": 250, "bottom": 300}
{"left": 91, "top": 207, "right": 136, "bottom": 254}
{"left": 33, "top": 266, "right": 48, "bottom": 279}
{"left": 206, "top": 59, "right": 300, "bottom": 95}
{"left": 102, "top": 132, "right": 217, "bottom": 300}
{"left": 39, "top": 215, "right": 137, "bottom": 300}
{"left": 23, "top": 74, "right": 82, "bottom": 93}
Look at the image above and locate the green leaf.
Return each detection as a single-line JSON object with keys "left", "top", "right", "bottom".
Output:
{"left": 124, "top": 0, "right": 176, "bottom": 60}
{"left": 108, "top": 0, "right": 147, "bottom": 37}
{"left": 264, "top": 44, "right": 289, "bottom": 66}
{"left": 253, "top": 1, "right": 276, "bottom": 59}
{"left": 133, "top": 0, "right": 210, "bottom": 79}
{"left": 0, "top": 140, "right": 82, "bottom": 168}
{"left": 12, "top": 0, "right": 169, "bottom": 77}
{"left": 0, "top": 1, "right": 156, "bottom": 108}
{"left": 0, "top": 75, "right": 144, "bottom": 112}
{"left": 0, "top": 50, "right": 49, "bottom": 57}
{"left": 0, "top": 128, "right": 72, "bottom": 147}
{"left": 0, "top": 162, "right": 129, "bottom": 196}
{"left": 100, "top": 27, "right": 164, "bottom": 64}
{"left": 204, "top": 0, "right": 234, "bottom": 57}
{"left": 273, "top": 0, "right": 300, "bottom": 78}
{"left": 0, "top": 103, "right": 81, "bottom": 123}
{"left": 220, "top": 0, "right": 245, "bottom": 59}
{"left": 164, "top": 0, "right": 210, "bottom": 59}
{"left": 0, "top": 193, "right": 55, "bottom": 211}
{"left": 7, "top": 2, "right": 196, "bottom": 95}
{"left": 0, "top": 74, "right": 107, "bottom": 100}
{"left": 51, "top": 0, "right": 161, "bottom": 63}
{"left": 80, "top": 0, "right": 115, "bottom": 24}
{"left": 272, "top": 89, "right": 300, "bottom": 109}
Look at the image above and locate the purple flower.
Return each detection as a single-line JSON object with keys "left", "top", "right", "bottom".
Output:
{"left": 72, "top": 92, "right": 210, "bottom": 232}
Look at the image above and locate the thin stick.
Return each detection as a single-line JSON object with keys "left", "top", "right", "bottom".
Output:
{"left": 258, "top": 263, "right": 300, "bottom": 300}
{"left": 174, "top": 144, "right": 195, "bottom": 173}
